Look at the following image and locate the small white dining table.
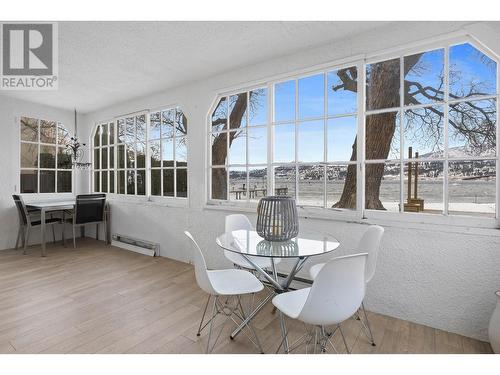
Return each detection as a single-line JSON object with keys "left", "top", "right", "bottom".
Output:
{"left": 26, "top": 200, "right": 75, "bottom": 257}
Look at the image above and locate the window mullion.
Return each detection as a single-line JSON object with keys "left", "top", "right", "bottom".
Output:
{"left": 444, "top": 46, "right": 450, "bottom": 216}
{"left": 323, "top": 72, "right": 328, "bottom": 209}
{"left": 399, "top": 56, "right": 404, "bottom": 214}
{"left": 294, "top": 79, "right": 299, "bottom": 202}
{"left": 267, "top": 83, "right": 274, "bottom": 197}
{"left": 357, "top": 61, "right": 366, "bottom": 219}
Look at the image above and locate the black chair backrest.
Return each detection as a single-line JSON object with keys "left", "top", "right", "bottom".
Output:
{"left": 74, "top": 194, "right": 106, "bottom": 225}
{"left": 12, "top": 195, "right": 29, "bottom": 225}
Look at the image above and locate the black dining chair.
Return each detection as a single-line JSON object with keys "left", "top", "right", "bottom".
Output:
{"left": 12, "top": 195, "right": 61, "bottom": 254}
{"left": 63, "top": 194, "right": 106, "bottom": 248}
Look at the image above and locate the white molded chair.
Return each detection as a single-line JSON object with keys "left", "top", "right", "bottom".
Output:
{"left": 273, "top": 253, "right": 368, "bottom": 354}
{"left": 309, "top": 225, "right": 384, "bottom": 346}
{"left": 184, "top": 231, "right": 264, "bottom": 353}
{"left": 224, "top": 214, "right": 280, "bottom": 271}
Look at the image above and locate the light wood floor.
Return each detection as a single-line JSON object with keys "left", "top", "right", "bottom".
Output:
{"left": 0, "top": 238, "right": 492, "bottom": 354}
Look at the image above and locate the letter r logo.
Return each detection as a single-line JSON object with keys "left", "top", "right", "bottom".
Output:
{"left": 2, "top": 23, "right": 53, "bottom": 76}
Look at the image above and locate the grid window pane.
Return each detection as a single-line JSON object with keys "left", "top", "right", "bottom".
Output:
{"left": 20, "top": 170, "right": 38, "bottom": 193}
{"left": 228, "top": 130, "right": 246, "bottom": 165}
{"left": 274, "top": 166, "right": 296, "bottom": 198}
{"left": 176, "top": 169, "right": 188, "bottom": 198}
{"left": 327, "top": 165, "right": 356, "bottom": 210}
{"left": 117, "top": 145, "right": 125, "bottom": 168}
{"left": 328, "top": 67, "right": 358, "bottom": 116}
{"left": 40, "top": 120, "right": 57, "bottom": 144}
{"left": 58, "top": 123, "right": 70, "bottom": 145}
{"left": 249, "top": 88, "right": 268, "bottom": 126}
{"left": 248, "top": 127, "right": 267, "bottom": 165}
{"left": 212, "top": 98, "right": 228, "bottom": 132}
{"left": 137, "top": 169, "right": 146, "bottom": 195}
{"left": 274, "top": 124, "right": 295, "bottom": 163}
{"left": 151, "top": 169, "right": 161, "bottom": 196}
{"left": 162, "top": 110, "right": 175, "bottom": 138}
{"left": 327, "top": 116, "right": 357, "bottom": 162}
{"left": 109, "top": 171, "right": 115, "bottom": 193}
{"left": 118, "top": 171, "right": 125, "bottom": 194}
{"left": 109, "top": 146, "right": 114, "bottom": 169}
{"left": 109, "top": 123, "right": 115, "bottom": 145}
{"left": 94, "top": 125, "right": 101, "bottom": 147}
{"left": 102, "top": 147, "right": 108, "bottom": 169}
{"left": 127, "top": 170, "right": 135, "bottom": 195}
{"left": 404, "top": 161, "right": 443, "bottom": 214}
{"left": 298, "top": 165, "right": 324, "bottom": 207}
{"left": 136, "top": 115, "right": 146, "bottom": 142}
{"left": 162, "top": 138, "right": 174, "bottom": 167}
{"left": 57, "top": 171, "right": 72, "bottom": 193}
{"left": 102, "top": 123, "right": 108, "bottom": 146}
{"left": 21, "top": 142, "right": 38, "bottom": 168}
{"left": 40, "top": 170, "right": 55, "bottom": 193}
{"left": 366, "top": 112, "right": 400, "bottom": 160}
{"left": 175, "top": 137, "right": 187, "bottom": 167}
{"left": 274, "top": 80, "right": 295, "bottom": 122}
{"left": 211, "top": 132, "right": 227, "bottom": 166}
{"left": 136, "top": 142, "right": 146, "bottom": 168}
{"left": 102, "top": 171, "right": 108, "bottom": 193}
{"left": 150, "top": 140, "right": 161, "bottom": 167}
{"left": 365, "top": 163, "right": 400, "bottom": 212}
{"left": 150, "top": 112, "right": 161, "bottom": 140}
{"left": 404, "top": 49, "right": 444, "bottom": 105}
{"left": 40, "top": 145, "right": 56, "bottom": 168}
{"left": 366, "top": 58, "right": 400, "bottom": 111}
{"left": 248, "top": 167, "right": 267, "bottom": 202}
{"left": 163, "top": 169, "right": 174, "bottom": 197}
{"left": 94, "top": 171, "right": 100, "bottom": 192}
{"left": 211, "top": 168, "right": 227, "bottom": 200}
{"left": 298, "top": 121, "right": 324, "bottom": 163}
{"left": 298, "top": 73, "right": 324, "bottom": 120}
{"left": 229, "top": 167, "right": 247, "bottom": 201}
{"left": 58, "top": 147, "right": 72, "bottom": 169}
{"left": 404, "top": 106, "right": 444, "bottom": 158}
{"left": 94, "top": 148, "right": 100, "bottom": 170}
{"left": 229, "top": 93, "right": 247, "bottom": 130}
{"left": 21, "top": 117, "right": 38, "bottom": 142}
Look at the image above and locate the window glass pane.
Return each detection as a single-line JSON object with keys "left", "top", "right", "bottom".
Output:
{"left": 211, "top": 168, "right": 227, "bottom": 200}
{"left": 125, "top": 117, "right": 135, "bottom": 143}
{"left": 136, "top": 115, "right": 146, "bottom": 142}
{"left": 94, "top": 171, "right": 100, "bottom": 192}
{"left": 117, "top": 145, "right": 125, "bottom": 169}
{"left": 298, "top": 73, "right": 324, "bottom": 120}
{"left": 298, "top": 165, "right": 324, "bottom": 207}
{"left": 57, "top": 171, "right": 72, "bottom": 193}
{"left": 102, "top": 171, "right": 108, "bottom": 193}
{"left": 274, "top": 166, "right": 295, "bottom": 198}
{"left": 94, "top": 125, "right": 101, "bottom": 146}
{"left": 101, "top": 123, "right": 108, "bottom": 146}
{"left": 328, "top": 67, "right": 357, "bottom": 116}
{"left": 448, "top": 160, "right": 495, "bottom": 217}
{"left": 20, "top": 170, "right": 37, "bottom": 193}
{"left": 229, "top": 93, "right": 247, "bottom": 130}
{"left": 327, "top": 165, "right": 356, "bottom": 210}
{"left": 450, "top": 43, "right": 497, "bottom": 98}
{"left": 176, "top": 137, "right": 187, "bottom": 167}
{"left": 365, "top": 163, "right": 400, "bottom": 212}
{"left": 212, "top": 97, "right": 228, "bottom": 132}
{"left": 127, "top": 170, "right": 135, "bottom": 195}
{"left": 248, "top": 167, "right": 267, "bottom": 202}
{"left": 21, "top": 142, "right": 38, "bottom": 168}
{"left": 126, "top": 144, "right": 135, "bottom": 169}
{"left": 366, "top": 112, "right": 400, "bottom": 160}
{"left": 109, "top": 146, "right": 114, "bottom": 169}
{"left": 274, "top": 124, "right": 295, "bottom": 163}
{"left": 118, "top": 170, "right": 125, "bottom": 194}
{"left": 58, "top": 123, "right": 70, "bottom": 146}
{"left": 117, "top": 119, "right": 125, "bottom": 144}
{"left": 150, "top": 140, "right": 161, "bottom": 167}
{"left": 229, "top": 167, "right": 247, "bottom": 201}
{"left": 57, "top": 147, "right": 72, "bottom": 169}
{"left": 102, "top": 147, "right": 108, "bottom": 169}
{"left": 404, "top": 106, "right": 444, "bottom": 158}
{"left": 298, "top": 120, "right": 324, "bottom": 162}
{"left": 228, "top": 130, "right": 246, "bottom": 165}
{"left": 161, "top": 138, "right": 174, "bottom": 167}
{"left": 40, "top": 145, "right": 56, "bottom": 168}
{"left": 40, "top": 120, "right": 57, "bottom": 144}
{"left": 211, "top": 132, "right": 227, "bottom": 166}
{"left": 151, "top": 169, "right": 161, "bottom": 196}
{"left": 274, "top": 80, "right": 295, "bottom": 122}
{"left": 404, "top": 161, "right": 443, "bottom": 214}
{"left": 175, "top": 109, "right": 187, "bottom": 137}
{"left": 404, "top": 49, "right": 444, "bottom": 105}
{"left": 136, "top": 142, "right": 146, "bottom": 168}
{"left": 176, "top": 168, "right": 188, "bottom": 198}
{"left": 327, "top": 116, "right": 357, "bottom": 162}
{"left": 163, "top": 169, "right": 174, "bottom": 197}
{"left": 150, "top": 112, "right": 162, "bottom": 140}
{"left": 21, "top": 117, "right": 38, "bottom": 142}
{"left": 248, "top": 127, "right": 267, "bottom": 164}
{"left": 162, "top": 110, "right": 175, "bottom": 138}
{"left": 40, "top": 170, "right": 55, "bottom": 193}
{"left": 109, "top": 122, "right": 115, "bottom": 145}
{"left": 94, "top": 148, "right": 100, "bottom": 170}
{"left": 137, "top": 170, "right": 146, "bottom": 195}
{"left": 109, "top": 171, "right": 114, "bottom": 193}
{"left": 366, "top": 58, "right": 400, "bottom": 111}
{"left": 249, "top": 88, "right": 268, "bottom": 126}
{"left": 448, "top": 99, "right": 496, "bottom": 157}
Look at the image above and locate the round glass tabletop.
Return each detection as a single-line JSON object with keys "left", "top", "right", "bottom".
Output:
{"left": 216, "top": 230, "right": 340, "bottom": 258}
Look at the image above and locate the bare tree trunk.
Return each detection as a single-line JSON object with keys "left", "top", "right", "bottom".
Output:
{"left": 211, "top": 94, "right": 247, "bottom": 199}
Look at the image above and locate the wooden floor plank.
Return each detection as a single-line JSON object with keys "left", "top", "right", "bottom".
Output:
{"left": 0, "top": 238, "right": 492, "bottom": 354}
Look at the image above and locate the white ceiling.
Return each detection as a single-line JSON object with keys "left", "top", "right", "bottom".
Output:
{"left": 1, "top": 21, "right": 391, "bottom": 113}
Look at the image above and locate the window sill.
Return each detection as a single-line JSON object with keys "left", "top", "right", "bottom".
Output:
{"left": 106, "top": 194, "right": 188, "bottom": 208}
{"left": 204, "top": 202, "right": 500, "bottom": 236}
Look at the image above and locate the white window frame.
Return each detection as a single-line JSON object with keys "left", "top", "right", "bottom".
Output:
{"left": 91, "top": 106, "right": 188, "bottom": 203}
{"left": 19, "top": 116, "right": 73, "bottom": 195}
{"left": 206, "top": 34, "right": 500, "bottom": 229}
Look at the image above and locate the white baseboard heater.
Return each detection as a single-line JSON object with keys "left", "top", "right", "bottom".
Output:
{"left": 111, "top": 234, "right": 159, "bottom": 257}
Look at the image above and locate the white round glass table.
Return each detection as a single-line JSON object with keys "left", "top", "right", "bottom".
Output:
{"left": 216, "top": 229, "right": 340, "bottom": 352}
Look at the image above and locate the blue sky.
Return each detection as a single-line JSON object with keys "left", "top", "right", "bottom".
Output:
{"left": 212, "top": 43, "right": 496, "bottom": 165}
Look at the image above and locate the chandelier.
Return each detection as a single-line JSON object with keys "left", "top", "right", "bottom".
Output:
{"left": 67, "top": 136, "right": 92, "bottom": 169}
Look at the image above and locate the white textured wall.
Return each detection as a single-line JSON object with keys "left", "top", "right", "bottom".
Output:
{"left": 0, "top": 22, "right": 499, "bottom": 342}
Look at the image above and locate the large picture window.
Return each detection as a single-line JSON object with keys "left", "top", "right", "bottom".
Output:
{"left": 92, "top": 107, "right": 188, "bottom": 199}
{"left": 208, "top": 40, "right": 498, "bottom": 220}
{"left": 20, "top": 116, "right": 72, "bottom": 194}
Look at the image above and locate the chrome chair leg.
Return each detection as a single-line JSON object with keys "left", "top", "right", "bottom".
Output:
{"left": 72, "top": 225, "right": 76, "bottom": 249}
{"left": 338, "top": 324, "right": 350, "bottom": 354}
{"left": 206, "top": 296, "right": 219, "bottom": 353}
{"left": 361, "top": 302, "right": 375, "bottom": 346}
{"left": 237, "top": 295, "right": 264, "bottom": 354}
{"left": 197, "top": 294, "right": 211, "bottom": 336}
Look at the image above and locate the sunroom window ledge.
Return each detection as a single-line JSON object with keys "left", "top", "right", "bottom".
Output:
{"left": 106, "top": 194, "right": 188, "bottom": 208}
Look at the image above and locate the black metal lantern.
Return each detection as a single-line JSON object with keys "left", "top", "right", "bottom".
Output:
{"left": 256, "top": 196, "right": 299, "bottom": 242}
